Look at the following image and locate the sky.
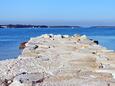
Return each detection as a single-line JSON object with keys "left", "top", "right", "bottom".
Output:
{"left": 0, "top": 0, "right": 115, "bottom": 26}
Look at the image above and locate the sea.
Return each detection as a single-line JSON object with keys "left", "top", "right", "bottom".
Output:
{"left": 0, "top": 28, "right": 115, "bottom": 60}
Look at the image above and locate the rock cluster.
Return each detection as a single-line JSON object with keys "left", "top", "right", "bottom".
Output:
{"left": 0, "top": 34, "right": 115, "bottom": 86}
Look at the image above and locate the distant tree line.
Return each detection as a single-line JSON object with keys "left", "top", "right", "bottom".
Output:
{"left": 0, "top": 24, "right": 49, "bottom": 28}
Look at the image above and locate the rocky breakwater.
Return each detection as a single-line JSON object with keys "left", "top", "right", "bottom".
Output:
{"left": 0, "top": 34, "right": 115, "bottom": 86}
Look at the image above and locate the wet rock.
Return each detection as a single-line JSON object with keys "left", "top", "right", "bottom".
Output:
{"left": 90, "top": 39, "right": 99, "bottom": 45}
{"left": 94, "top": 40, "right": 99, "bottom": 45}
{"left": 61, "top": 35, "right": 69, "bottom": 38}
{"left": 19, "top": 42, "right": 27, "bottom": 49}
{"left": 33, "top": 45, "right": 38, "bottom": 50}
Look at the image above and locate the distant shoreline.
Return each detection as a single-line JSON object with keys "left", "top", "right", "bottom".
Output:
{"left": 0, "top": 24, "right": 115, "bottom": 29}
{"left": 0, "top": 24, "right": 81, "bottom": 29}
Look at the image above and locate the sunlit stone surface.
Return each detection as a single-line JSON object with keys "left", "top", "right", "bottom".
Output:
{"left": 0, "top": 34, "right": 115, "bottom": 86}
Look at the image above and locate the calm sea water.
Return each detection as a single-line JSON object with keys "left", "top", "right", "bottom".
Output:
{"left": 0, "top": 28, "right": 115, "bottom": 60}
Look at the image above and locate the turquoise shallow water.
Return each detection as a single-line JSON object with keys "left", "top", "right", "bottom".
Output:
{"left": 0, "top": 28, "right": 115, "bottom": 60}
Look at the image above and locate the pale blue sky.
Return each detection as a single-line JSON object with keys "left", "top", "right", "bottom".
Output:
{"left": 0, "top": 0, "right": 115, "bottom": 26}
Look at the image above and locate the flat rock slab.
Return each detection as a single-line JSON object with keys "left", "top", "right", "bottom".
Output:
{"left": 10, "top": 73, "right": 44, "bottom": 86}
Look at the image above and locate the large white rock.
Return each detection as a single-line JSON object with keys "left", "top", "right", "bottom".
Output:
{"left": 10, "top": 73, "right": 44, "bottom": 86}
{"left": 9, "top": 80, "right": 32, "bottom": 86}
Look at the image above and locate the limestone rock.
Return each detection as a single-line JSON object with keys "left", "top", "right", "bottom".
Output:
{"left": 0, "top": 34, "right": 115, "bottom": 86}
{"left": 10, "top": 73, "right": 44, "bottom": 86}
